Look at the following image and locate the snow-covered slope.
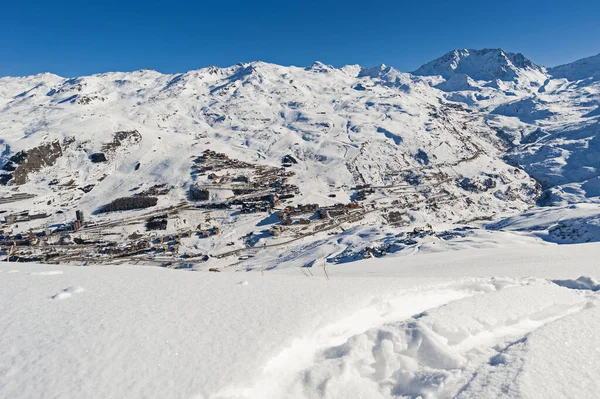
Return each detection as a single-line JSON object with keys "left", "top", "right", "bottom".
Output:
{"left": 413, "top": 48, "right": 547, "bottom": 83}
{"left": 549, "top": 52, "right": 600, "bottom": 81}
{"left": 1, "top": 48, "right": 600, "bottom": 269}
{"left": 2, "top": 242, "right": 600, "bottom": 399}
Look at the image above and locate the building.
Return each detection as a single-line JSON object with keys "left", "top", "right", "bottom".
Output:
{"left": 76, "top": 210, "right": 85, "bottom": 224}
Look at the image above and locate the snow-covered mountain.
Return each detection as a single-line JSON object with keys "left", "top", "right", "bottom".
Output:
{"left": 549, "top": 52, "right": 600, "bottom": 81}
{"left": 1, "top": 48, "right": 599, "bottom": 269}
{"left": 413, "top": 48, "right": 547, "bottom": 83}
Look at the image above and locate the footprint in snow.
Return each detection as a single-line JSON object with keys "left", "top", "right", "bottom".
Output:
{"left": 51, "top": 286, "right": 84, "bottom": 300}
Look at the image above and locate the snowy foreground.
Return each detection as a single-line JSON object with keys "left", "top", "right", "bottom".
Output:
{"left": 2, "top": 243, "right": 600, "bottom": 399}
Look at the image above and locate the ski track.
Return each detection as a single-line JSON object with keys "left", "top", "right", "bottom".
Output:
{"left": 214, "top": 278, "right": 597, "bottom": 399}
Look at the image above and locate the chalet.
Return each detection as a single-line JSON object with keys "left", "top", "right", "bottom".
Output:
{"left": 197, "top": 227, "right": 220, "bottom": 238}
{"left": 241, "top": 201, "right": 271, "bottom": 214}
{"left": 232, "top": 175, "right": 249, "bottom": 183}
{"left": 355, "top": 188, "right": 375, "bottom": 201}
{"left": 319, "top": 203, "right": 361, "bottom": 219}
{"left": 278, "top": 203, "right": 318, "bottom": 221}
{"left": 269, "top": 225, "right": 284, "bottom": 236}
{"left": 189, "top": 185, "right": 210, "bottom": 201}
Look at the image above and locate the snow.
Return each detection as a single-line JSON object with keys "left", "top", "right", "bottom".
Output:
{"left": 413, "top": 49, "right": 547, "bottom": 83}
{"left": 283, "top": 284, "right": 589, "bottom": 398}
{"left": 549, "top": 53, "right": 600, "bottom": 82}
{"left": 2, "top": 48, "right": 600, "bottom": 397}
{"left": 516, "top": 304, "right": 600, "bottom": 398}
{"left": 2, "top": 241, "right": 600, "bottom": 399}
{"left": 552, "top": 276, "right": 600, "bottom": 291}
{"left": 487, "top": 203, "right": 600, "bottom": 244}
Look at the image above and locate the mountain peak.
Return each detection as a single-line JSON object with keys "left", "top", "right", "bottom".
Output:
{"left": 413, "top": 48, "right": 544, "bottom": 81}
{"left": 306, "top": 61, "right": 335, "bottom": 73}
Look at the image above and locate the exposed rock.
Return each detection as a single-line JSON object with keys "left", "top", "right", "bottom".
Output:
{"left": 10, "top": 141, "right": 63, "bottom": 185}
{"left": 135, "top": 184, "right": 170, "bottom": 196}
{"left": 101, "top": 130, "right": 142, "bottom": 152}
{"left": 1, "top": 161, "right": 16, "bottom": 172}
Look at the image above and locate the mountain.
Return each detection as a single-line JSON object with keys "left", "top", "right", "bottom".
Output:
{"left": 549, "top": 53, "right": 600, "bottom": 81}
{"left": 1, "top": 49, "right": 600, "bottom": 270}
{"left": 413, "top": 48, "right": 547, "bottom": 82}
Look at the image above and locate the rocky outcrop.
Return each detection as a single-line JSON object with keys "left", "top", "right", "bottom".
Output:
{"left": 1, "top": 141, "right": 62, "bottom": 185}
{"left": 102, "top": 130, "right": 142, "bottom": 152}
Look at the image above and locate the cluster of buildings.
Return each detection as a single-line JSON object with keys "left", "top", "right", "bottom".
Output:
{"left": 189, "top": 149, "right": 301, "bottom": 215}
{"left": 192, "top": 150, "right": 253, "bottom": 174}
{"left": 197, "top": 226, "right": 220, "bottom": 238}
{"left": 278, "top": 203, "right": 320, "bottom": 225}
{"left": 3, "top": 210, "right": 51, "bottom": 225}
{"left": 275, "top": 202, "right": 362, "bottom": 226}
{"left": 318, "top": 202, "right": 361, "bottom": 219}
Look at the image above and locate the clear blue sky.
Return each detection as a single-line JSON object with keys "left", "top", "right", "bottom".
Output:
{"left": 1, "top": 0, "right": 599, "bottom": 77}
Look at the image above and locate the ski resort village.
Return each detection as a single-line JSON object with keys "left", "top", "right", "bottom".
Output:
{"left": 2, "top": 46, "right": 600, "bottom": 399}
{"left": 0, "top": 51, "right": 555, "bottom": 271}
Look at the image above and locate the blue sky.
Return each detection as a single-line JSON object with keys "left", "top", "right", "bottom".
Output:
{"left": 1, "top": 0, "right": 599, "bottom": 77}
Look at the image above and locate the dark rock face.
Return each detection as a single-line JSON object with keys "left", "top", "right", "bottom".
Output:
{"left": 459, "top": 176, "right": 499, "bottom": 193}
{"left": 0, "top": 174, "right": 11, "bottom": 185}
{"left": 90, "top": 153, "right": 107, "bottom": 163}
{"left": 9, "top": 151, "right": 28, "bottom": 164}
{"left": 483, "top": 178, "right": 496, "bottom": 189}
{"left": 1, "top": 161, "right": 16, "bottom": 172}
{"left": 1, "top": 141, "right": 63, "bottom": 185}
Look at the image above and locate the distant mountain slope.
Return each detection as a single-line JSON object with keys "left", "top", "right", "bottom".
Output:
{"left": 549, "top": 53, "right": 600, "bottom": 81}
{"left": 1, "top": 49, "right": 600, "bottom": 268}
{"left": 413, "top": 48, "right": 547, "bottom": 82}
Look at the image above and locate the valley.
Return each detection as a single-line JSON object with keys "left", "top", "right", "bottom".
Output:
{"left": 1, "top": 48, "right": 599, "bottom": 270}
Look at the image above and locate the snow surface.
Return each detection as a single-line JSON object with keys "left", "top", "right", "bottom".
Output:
{"left": 413, "top": 49, "right": 547, "bottom": 83}
{"left": 549, "top": 53, "right": 600, "bottom": 82}
{"left": 2, "top": 49, "right": 600, "bottom": 398}
{"left": 2, "top": 241, "right": 600, "bottom": 399}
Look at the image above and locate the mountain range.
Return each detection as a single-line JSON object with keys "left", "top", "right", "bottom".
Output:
{"left": 1, "top": 48, "right": 599, "bottom": 268}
